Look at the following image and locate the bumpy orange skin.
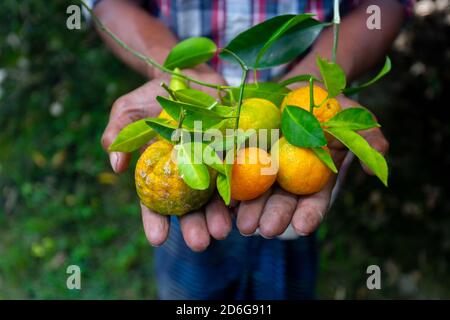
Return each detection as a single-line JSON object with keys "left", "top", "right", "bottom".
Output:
{"left": 281, "top": 85, "right": 341, "bottom": 123}
{"left": 231, "top": 147, "right": 277, "bottom": 201}
{"left": 135, "top": 140, "right": 215, "bottom": 216}
{"left": 273, "top": 137, "right": 333, "bottom": 195}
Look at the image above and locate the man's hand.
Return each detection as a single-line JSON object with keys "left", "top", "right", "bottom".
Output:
{"left": 102, "top": 69, "right": 233, "bottom": 252}
{"left": 236, "top": 95, "right": 389, "bottom": 238}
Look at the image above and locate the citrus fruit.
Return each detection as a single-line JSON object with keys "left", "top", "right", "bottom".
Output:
{"left": 281, "top": 85, "right": 341, "bottom": 123}
{"left": 231, "top": 147, "right": 277, "bottom": 201}
{"left": 238, "top": 98, "right": 281, "bottom": 148}
{"left": 272, "top": 137, "right": 333, "bottom": 195}
{"left": 135, "top": 140, "right": 216, "bottom": 215}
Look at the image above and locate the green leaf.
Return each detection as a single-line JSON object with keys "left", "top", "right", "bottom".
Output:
{"left": 325, "top": 127, "right": 388, "bottom": 186}
{"left": 108, "top": 118, "right": 157, "bottom": 152}
{"left": 317, "top": 56, "right": 346, "bottom": 98}
{"left": 220, "top": 14, "right": 325, "bottom": 69}
{"left": 164, "top": 37, "right": 217, "bottom": 70}
{"left": 255, "top": 14, "right": 314, "bottom": 69}
{"left": 172, "top": 89, "right": 217, "bottom": 109}
{"left": 156, "top": 96, "right": 227, "bottom": 129}
{"left": 324, "top": 107, "right": 380, "bottom": 131}
{"left": 281, "top": 106, "right": 327, "bottom": 147}
{"left": 145, "top": 118, "right": 179, "bottom": 142}
{"left": 208, "top": 130, "right": 254, "bottom": 151}
{"left": 311, "top": 147, "right": 338, "bottom": 173}
{"left": 279, "top": 74, "right": 320, "bottom": 87}
{"left": 343, "top": 56, "right": 391, "bottom": 95}
{"left": 177, "top": 142, "right": 210, "bottom": 190}
{"left": 216, "top": 152, "right": 233, "bottom": 205}
{"left": 223, "top": 82, "right": 290, "bottom": 107}
{"left": 202, "top": 143, "right": 225, "bottom": 174}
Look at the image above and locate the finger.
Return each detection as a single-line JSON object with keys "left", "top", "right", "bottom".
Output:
{"left": 259, "top": 188, "right": 297, "bottom": 238}
{"left": 179, "top": 211, "right": 211, "bottom": 252}
{"left": 292, "top": 176, "right": 336, "bottom": 236}
{"left": 236, "top": 189, "right": 272, "bottom": 236}
{"left": 141, "top": 203, "right": 170, "bottom": 247}
{"left": 205, "top": 196, "right": 232, "bottom": 240}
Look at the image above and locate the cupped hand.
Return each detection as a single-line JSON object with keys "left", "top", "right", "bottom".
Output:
{"left": 236, "top": 95, "right": 389, "bottom": 238}
{"left": 102, "top": 68, "right": 233, "bottom": 251}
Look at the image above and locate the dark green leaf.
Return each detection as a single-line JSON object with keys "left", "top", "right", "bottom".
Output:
{"left": 325, "top": 127, "right": 388, "bottom": 186}
{"left": 220, "top": 14, "right": 325, "bottom": 69}
{"left": 281, "top": 106, "right": 327, "bottom": 147}
{"left": 311, "top": 147, "right": 338, "bottom": 173}
{"left": 279, "top": 74, "right": 320, "bottom": 87}
{"left": 177, "top": 142, "right": 210, "bottom": 190}
{"left": 317, "top": 56, "right": 346, "bottom": 98}
{"left": 343, "top": 56, "right": 391, "bottom": 95}
{"left": 324, "top": 107, "right": 380, "bottom": 131}
{"left": 223, "top": 82, "right": 290, "bottom": 107}
{"left": 109, "top": 118, "right": 156, "bottom": 152}
{"left": 255, "top": 14, "right": 314, "bottom": 68}
{"left": 145, "top": 118, "right": 179, "bottom": 142}
{"left": 164, "top": 37, "right": 217, "bottom": 70}
{"left": 156, "top": 96, "right": 227, "bottom": 129}
{"left": 173, "top": 88, "right": 218, "bottom": 109}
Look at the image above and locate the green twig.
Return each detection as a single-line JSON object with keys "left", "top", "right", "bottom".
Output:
{"left": 160, "top": 82, "right": 178, "bottom": 100}
{"left": 332, "top": 0, "right": 341, "bottom": 63}
{"left": 309, "top": 76, "right": 315, "bottom": 113}
{"left": 79, "top": 0, "right": 228, "bottom": 90}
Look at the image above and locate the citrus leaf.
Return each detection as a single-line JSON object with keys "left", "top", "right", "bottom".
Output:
{"left": 311, "top": 147, "right": 338, "bottom": 173}
{"left": 281, "top": 106, "right": 327, "bottom": 147}
{"left": 202, "top": 143, "right": 225, "bottom": 174}
{"left": 343, "top": 56, "right": 391, "bottom": 95}
{"left": 279, "top": 74, "right": 321, "bottom": 87}
{"left": 325, "top": 127, "right": 388, "bottom": 186}
{"left": 145, "top": 118, "right": 179, "bottom": 142}
{"left": 324, "top": 107, "right": 380, "bottom": 131}
{"left": 164, "top": 37, "right": 217, "bottom": 70}
{"left": 223, "top": 82, "right": 290, "bottom": 107}
{"left": 317, "top": 56, "right": 346, "bottom": 98}
{"left": 216, "top": 152, "right": 233, "bottom": 205}
{"left": 220, "top": 14, "right": 325, "bottom": 69}
{"left": 109, "top": 118, "right": 156, "bottom": 152}
{"left": 173, "top": 89, "right": 217, "bottom": 109}
{"left": 255, "top": 14, "right": 314, "bottom": 68}
{"left": 177, "top": 142, "right": 210, "bottom": 190}
{"left": 208, "top": 130, "right": 254, "bottom": 151}
{"left": 156, "top": 96, "right": 227, "bottom": 129}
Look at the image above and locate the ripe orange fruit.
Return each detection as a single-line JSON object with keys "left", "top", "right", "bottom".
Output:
{"left": 281, "top": 85, "right": 341, "bottom": 123}
{"left": 231, "top": 147, "right": 277, "bottom": 201}
{"left": 135, "top": 140, "right": 216, "bottom": 215}
{"left": 272, "top": 137, "right": 333, "bottom": 195}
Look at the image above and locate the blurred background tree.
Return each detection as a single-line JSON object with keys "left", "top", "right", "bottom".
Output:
{"left": 0, "top": 0, "right": 449, "bottom": 299}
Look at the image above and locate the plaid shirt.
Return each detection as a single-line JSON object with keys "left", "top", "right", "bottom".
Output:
{"left": 93, "top": 0, "right": 413, "bottom": 85}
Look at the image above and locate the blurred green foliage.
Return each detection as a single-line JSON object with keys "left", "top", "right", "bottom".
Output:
{"left": 0, "top": 0, "right": 449, "bottom": 299}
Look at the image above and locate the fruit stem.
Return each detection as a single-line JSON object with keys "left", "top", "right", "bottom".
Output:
{"left": 79, "top": 0, "right": 230, "bottom": 91}
{"left": 233, "top": 69, "right": 249, "bottom": 150}
{"left": 332, "top": 0, "right": 341, "bottom": 63}
{"left": 309, "top": 76, "right": 315, "bottom": 113}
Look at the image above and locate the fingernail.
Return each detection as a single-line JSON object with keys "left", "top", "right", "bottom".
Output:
{"left": 110, "top": 152, "right": 119, "bottom": 173}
